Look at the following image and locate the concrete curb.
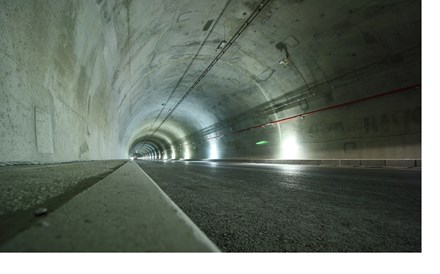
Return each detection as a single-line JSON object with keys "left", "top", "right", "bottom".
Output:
{"left": 178, "top": 159, "right": 421, "bottom": 168}
{"left": 0, "top": 161, "right": 220, "bottom": 252}
{"left": 0, "top": 159, "right": 127, "bottom": 167}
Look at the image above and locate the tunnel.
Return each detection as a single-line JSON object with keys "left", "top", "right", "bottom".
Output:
{"left": 0, "top": 0, "right": 422, "bottom": 256}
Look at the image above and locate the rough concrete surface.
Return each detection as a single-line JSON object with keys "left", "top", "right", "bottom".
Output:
{"left": 0, "top": 160, "right": 126, "bottom": 244}
{"left": 1, "top": 0, "right": 421, "bottom": 163}
{"left": 0, "top": 161, "right": 219, "bottom": 252}
{"left": 138, "top": 160, "right": 421, "bottom": 252}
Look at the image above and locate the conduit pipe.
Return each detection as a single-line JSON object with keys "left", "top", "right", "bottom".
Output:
{"left": 161, "top": 83, "right": 421, "bottom": 152}
{"left": 232, "top": 83, "right": 421, "bottom": 134}
{"left": 150, "top": 0, "right": 272, "bottom": 137}
{"left": 135, "top": 0, "right": 271, "bottom": 156}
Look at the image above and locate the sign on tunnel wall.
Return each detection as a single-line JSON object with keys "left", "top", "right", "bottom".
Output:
{"left": 35, "top": 107, "right": 54, "bottom": 154}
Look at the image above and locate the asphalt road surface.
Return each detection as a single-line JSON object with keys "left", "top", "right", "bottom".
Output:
{"left": 137, "top": 160, "right": 421, "bottom": 252}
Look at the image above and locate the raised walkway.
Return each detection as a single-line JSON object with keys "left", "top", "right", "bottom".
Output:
{"left": 0, "top": 160, "right": 219, "bottom": 252}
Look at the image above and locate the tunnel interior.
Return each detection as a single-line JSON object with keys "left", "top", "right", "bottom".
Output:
{"left": 0, "top": 0, "right": 425, "bottom": 257}
{"left": 0, "top": 0, "right": 421, "bottom": 163}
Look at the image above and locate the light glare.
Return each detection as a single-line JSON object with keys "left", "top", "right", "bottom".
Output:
{"left": 184, "top": 144, "right": 191, "bottom": 159}
{"left": 209, "top": 141, "right": 219, "bottom": 159}
{"left": 281, "top": 135, "right": 300, "bottom": 159}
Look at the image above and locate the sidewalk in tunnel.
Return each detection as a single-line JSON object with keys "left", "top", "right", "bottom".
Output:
{"left": 0, "top": 160, "right": 218, "bottom": 252}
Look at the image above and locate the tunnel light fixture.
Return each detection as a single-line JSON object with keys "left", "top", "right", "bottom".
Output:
{"left": 209, "top": 141, "right": 219, "bottom": 159}
{"left": 183, "top": 143, "right": 191, "bottom": 160}
{"left": 216, "top": 40, "right": 227, "bottom": 50}
{"left": 279, "top": 58, "right": 289, "bottom": 65}
{"left": 163, "top": 151, "right": 168, "bottom": 160}
{"left": 281, "top": 135, "right": 300, "bottom": 159}
{"left": 256, "top": 140, "right": 269, "bottom": 145}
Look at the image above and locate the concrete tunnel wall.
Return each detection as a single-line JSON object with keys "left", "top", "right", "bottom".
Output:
{"left": 1, "top": 0, "right": 421, "bottom": 163}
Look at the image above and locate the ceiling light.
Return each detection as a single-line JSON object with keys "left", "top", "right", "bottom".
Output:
{"left": 216, "top": 40, "right": 227, "bottom": 50}
{"left": 279, "top": 58, "right": 289, "bottom": 65}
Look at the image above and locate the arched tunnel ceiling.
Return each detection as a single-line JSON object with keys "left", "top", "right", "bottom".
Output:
{"left": 0, "top": 0, "right": 421, "bottom": 162}
{"left": 120, "top": 0, "right": 420, "bottom": 157}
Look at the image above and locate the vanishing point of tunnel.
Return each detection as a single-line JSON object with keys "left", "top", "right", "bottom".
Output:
{"left": 0, "top": 0, "right": 421, "bottom": 252}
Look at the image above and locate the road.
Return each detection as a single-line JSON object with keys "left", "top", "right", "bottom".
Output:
{"left": 137, "top": 160, "right": 421, "bottom": 252}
